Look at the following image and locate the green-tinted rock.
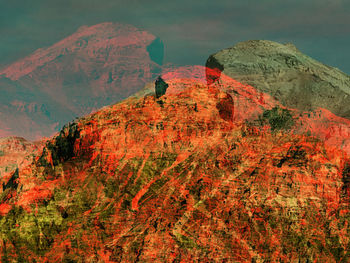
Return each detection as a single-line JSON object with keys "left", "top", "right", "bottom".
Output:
{"left": 206, "top": 40, "right": 350, "bottom": 118}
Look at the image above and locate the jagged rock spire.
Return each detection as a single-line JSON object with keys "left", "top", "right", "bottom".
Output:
{"left": 155, "top": 76, "right": 168, "bottom": 98}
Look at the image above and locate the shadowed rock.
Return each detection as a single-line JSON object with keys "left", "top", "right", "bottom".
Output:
{"left": 147, "top": 37, "right": 164, "bottom": 66}
{"left": 155, "top": 76, "right": 168, "bottom": 98}
{"left": 2, "top": 168, "right": 18, "bottom": 191}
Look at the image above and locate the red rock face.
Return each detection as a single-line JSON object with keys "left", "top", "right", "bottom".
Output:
{"left": 0, "top": 23, "right": 164, "bottom": 140}
{"left": 0, "top": 76, "right": 349, "bottom": 262}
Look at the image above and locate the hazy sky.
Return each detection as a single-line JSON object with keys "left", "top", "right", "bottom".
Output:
{"left": 1, "top": 0, "right": 350, "bottom": 73}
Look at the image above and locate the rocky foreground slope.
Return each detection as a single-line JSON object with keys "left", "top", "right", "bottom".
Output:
{"left": 206, "top": 40, "right": 350, "bottom": 119}
{"left": 0, "top": 76, "right": 349, "bottom": 262}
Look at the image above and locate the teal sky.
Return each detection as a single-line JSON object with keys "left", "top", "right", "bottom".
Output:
{"left": 1, "top": 0, "right": 350, "bottom": 73}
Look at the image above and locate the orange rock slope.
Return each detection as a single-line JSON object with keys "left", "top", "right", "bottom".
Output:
{"left": 0, "top": 76, "right": 349, "bottom": 262}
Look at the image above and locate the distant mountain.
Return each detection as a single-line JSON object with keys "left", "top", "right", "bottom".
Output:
{"left": 206, "top": 40, "right": 350, "bottom": 118}
{"left": 0, "top": 74, "right": 349, "bottom": 261}
{"left": 0, "top": 136, "right": 44, "bottom": 177}
{"left": 0, "top": 22, "right": 165, "bottom": 140}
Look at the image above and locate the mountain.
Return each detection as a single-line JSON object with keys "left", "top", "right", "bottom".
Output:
{"left": 206, "top": 40, "right": 350, "bottom": 119}
{"left": 0, "top": 75, "right": 349, "bottom": 262}
{"left": 0, "top": 22, "right": 164, "bottom": 140}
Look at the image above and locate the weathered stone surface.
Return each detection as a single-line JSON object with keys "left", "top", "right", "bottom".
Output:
{"left": 206, "top": 40, "right": 350, "bottom": 118}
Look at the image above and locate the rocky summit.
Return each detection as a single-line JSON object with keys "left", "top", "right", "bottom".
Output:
{"left": 206, "top": 40, "right": 350, "bottom": 119}
{"left": 0, "top": 75, "right": 349, "bottom": 262}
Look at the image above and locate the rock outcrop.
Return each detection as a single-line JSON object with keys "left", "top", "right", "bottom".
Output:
{"left": 155, "top": 76, "right": 168, "bottom": 98}
{"left": 206, "top": 40, "right": 350, "bottom": 118}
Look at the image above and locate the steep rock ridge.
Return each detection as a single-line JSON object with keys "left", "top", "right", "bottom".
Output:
{"left": 0, "top": 80, "right": 349, "bottom": 262}
{"left": 206, "top": 40, "right": 350, "bottom": 118}
{"left": 0, "top": 22, "right": 164, "bottom": 140}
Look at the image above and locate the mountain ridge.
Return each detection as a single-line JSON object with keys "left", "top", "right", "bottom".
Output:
{"left": 0, "top": 74, "right": 349, "bottom": 261}
{"left": 0, "top": 32, "right": 350, "bottom": 261}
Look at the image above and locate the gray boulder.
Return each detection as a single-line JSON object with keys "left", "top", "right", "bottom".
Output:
{"left": 206, "top": 40, "right": 350, "bottom": 118}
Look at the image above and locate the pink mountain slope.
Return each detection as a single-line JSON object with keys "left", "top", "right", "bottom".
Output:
{"left": 0, "top": 22, "right": 164, "bottom": 140}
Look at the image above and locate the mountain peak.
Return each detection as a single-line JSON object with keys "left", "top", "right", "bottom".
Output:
{"left": 0, "top": 23, "right": 164, "bottom": 139}
{"left": 0, "top": 22, "right": 157, "bottom": 80}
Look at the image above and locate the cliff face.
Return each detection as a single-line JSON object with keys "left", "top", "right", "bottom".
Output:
{"left": 0, "top": 23, "right": 164, "bottom": 140}
{"left": 206, "top": 40, "right": 350, "bottom": 119}
{"left": 0, "top": 77, "right": 349, "bottom": 262}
